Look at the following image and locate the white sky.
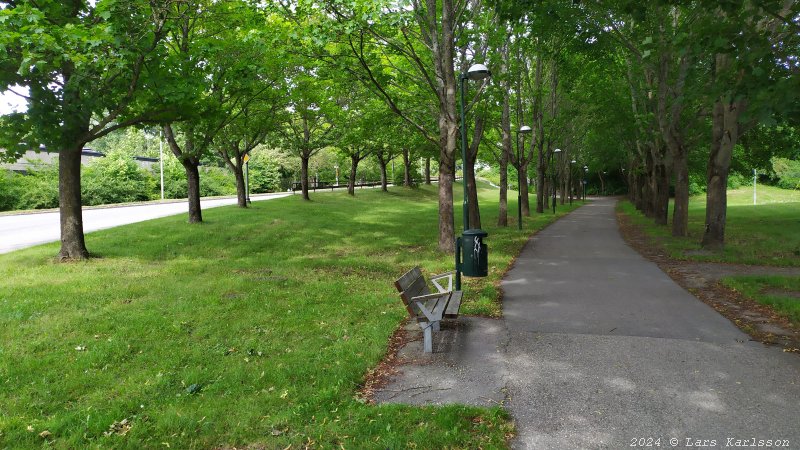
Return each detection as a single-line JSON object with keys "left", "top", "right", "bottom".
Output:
{"left": 0, "top": 86, "right": 29, "bottom": 115}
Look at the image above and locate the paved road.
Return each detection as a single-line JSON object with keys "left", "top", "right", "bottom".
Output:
{"left": 0, "top": 193, "right": 291, "bottom": 254}
{"left": 377, "top": 198, "right": 800, "bottom": 449}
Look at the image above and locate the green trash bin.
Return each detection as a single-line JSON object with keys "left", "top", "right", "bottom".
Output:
{"left": 460, "top": 228, "right": 488, "bottom": 277}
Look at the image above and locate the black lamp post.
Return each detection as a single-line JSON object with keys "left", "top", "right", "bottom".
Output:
{"left": 583, "top": 165, "right": 588, "bottom": 201}
{"left": 552, "top": 148, "right": 561, "bottom": 214}
{"left": 516, "top": 125, "right": 532, "bottom": 230}
{"left": 456, "top": 63, "right": 491, "bottom": 290}
{"left": 569, "top": 159, "right": 576, "bottom": 205}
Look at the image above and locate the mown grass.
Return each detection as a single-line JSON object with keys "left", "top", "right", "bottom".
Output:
{"left": 721, "top": 275, "right": 800, "bottom": 325}
{"left": 0, "top": 183, "right": 579, "bottom": 449}
{"left": 618, "top": 184, "right": 800, "bottom": 266}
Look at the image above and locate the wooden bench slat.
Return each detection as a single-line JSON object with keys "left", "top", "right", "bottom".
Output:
{"left": 402, "top": 276, "right": 430, "bottom": 303}
{"left": 444, "top": 290, "right": 462, "bottom": 318}
{"left": 395, "top": 266, "right": 423, "bottom": 292}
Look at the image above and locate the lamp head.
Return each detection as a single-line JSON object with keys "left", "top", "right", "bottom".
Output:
{"left": 571, "top": 160, "right": 576, "bottom": 164}
{"left": 518, "top": 125, "right": 532, "bottom": 134}
{"left": 554, "top": 148, "right": 562, "bottom": 153}
{"left": 466, "top": 63, "right": 491, "bottom": 80}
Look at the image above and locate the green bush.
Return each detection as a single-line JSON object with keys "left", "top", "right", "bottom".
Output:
{"left": 199, "top": 166, "right": 237, "bottom": 197}
{"left": 772, "top": 157, "right": 800, "bottom": 190}
{"left": 82, "top": 152, "right": 156, "bottom": 205}
{"left": 14, "top": 163, "right": 60, "bottom": 210}
{"left": 688, "top": 172, "right": 706, "bottom": 195}
{"left": 0, "top": 170, "right": 21, "bottom": 211}
{"left": 248, "top": 150, "right": 283, "bottom": 193}
{"left": 158, "top": 157, "right": 236, "bottom": 199}
{"left": 727, "top": 172, "right": 747, "bottom": 189}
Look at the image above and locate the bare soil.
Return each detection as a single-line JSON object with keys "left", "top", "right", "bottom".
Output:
{"left": 616, "top": 208, "right": 800, "bottom": 353}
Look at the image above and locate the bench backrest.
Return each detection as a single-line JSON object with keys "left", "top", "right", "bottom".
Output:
{"left": 394, "top": 266, "right": 432, "bottom": 316}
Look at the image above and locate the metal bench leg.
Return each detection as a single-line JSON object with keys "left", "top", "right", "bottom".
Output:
{"left": 423, "top": 324, "right": 433, "bottom": 353}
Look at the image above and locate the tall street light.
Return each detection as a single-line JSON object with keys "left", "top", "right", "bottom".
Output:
{"left": 516, "top": 125, "right": 532, "bottom": 230}
{"left": 552, "top": 148, "right": 561, "bottom": 214}
{"left": 569, "top": 159, "right": 576, "bottom": 205}
{"left": 456, "top": 63, "right": 491, "bottom": 290}
{"left": 583, "top": 165, "right": 588, "bottom": 201}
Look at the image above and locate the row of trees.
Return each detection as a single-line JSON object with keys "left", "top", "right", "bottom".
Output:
{"left": 1, "top": 0, "right": 797, "bottom": 260}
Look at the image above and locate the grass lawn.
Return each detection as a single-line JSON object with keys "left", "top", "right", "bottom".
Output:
{"left": 720, "top": 275, "right": 800, "bottom": 325}
{"left": 0, "top": 183, "right": 579, "bottom": 449}
{"left": 618, "top": 184, "right": 800, "bottom": 267}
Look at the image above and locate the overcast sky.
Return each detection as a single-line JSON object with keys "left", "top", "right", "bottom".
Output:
{"left": 0, "top": 86, "right": 29, "bottom": 115}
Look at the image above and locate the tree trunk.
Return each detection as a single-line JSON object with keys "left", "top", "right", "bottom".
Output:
{"left": 402, "top": 148, "right": 412, "bottom": 187}
{"left": 498, "top": 151, "right": 508, "bottom": 227}
{"left": 425, "top": 157, "right": 431, "bottom": 184}
{"left": 438, "top": 160, "right": 455, "bottom": 252}
{"left": 498, "top": 92, "right": 512, "bottom": 227}
{"left": 702, "top": 97, "right": 742, "bottom": 250}
{"left": 438, "top": 122, "right": 457, "bottom": 252}
{"left": 348, "top": 154, "right": 359, "bottom": 196}
{"left": 379, "top": 158, "right": 388, "bottom": 192}
{"left": 536, "top": 143, "right": 545, "bottom": 213}
{"left": 642, "top": 150, "right": 655, "bottom": 217}
{"left": 466, "top": 114, "right": 485, "bottom": 229}
{"left": 233, "top": 164, "right": 247, "bottom": 208}
{"left": 300, "top": 156, "right": 311, "bottom": 201}
{"left": 671, "top": 148, "right": 689, "bottom": 236}
{"left": 653, "top": 160, "right": 670, "bottom": 226}
{"left": 634, "top": 172, "right": 645, "bottom": 211}
{"left": 182, "top": 159, "right": 202, "bottom": 223}
{"left": 58, "top": 144, "right": 90, "bottom": 260}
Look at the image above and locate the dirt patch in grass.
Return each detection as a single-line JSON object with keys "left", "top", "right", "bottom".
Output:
{"left": 617, "top": 208, "right": 800, "bottom": 353}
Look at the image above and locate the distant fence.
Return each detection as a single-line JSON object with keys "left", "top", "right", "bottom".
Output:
{"left": 279, "top": 177, "right": 444, "bottom": 192}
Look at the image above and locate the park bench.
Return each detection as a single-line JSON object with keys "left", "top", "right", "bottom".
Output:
{"left": 394, "top": 266, "right": 463, "bottom": 353}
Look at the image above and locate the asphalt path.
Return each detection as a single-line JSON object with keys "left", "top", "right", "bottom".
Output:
{"left": 377, "top": 197, "right": 800, "bottom": 449}
{"left": 503, "top": 198, "right": 800, "bottom": 449}
{"left": 0, "top": 192, "right": 291, "bottom": 254}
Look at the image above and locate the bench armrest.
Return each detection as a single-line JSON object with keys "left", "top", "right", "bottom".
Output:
{"left": 411, "top": 292, "right": 450, "bottom": 303}
{"left": 430, "top": 271, "right": 455, "bottom": 293}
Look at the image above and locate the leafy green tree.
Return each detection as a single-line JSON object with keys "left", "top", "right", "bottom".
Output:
{"left": 316, "top": 0, "right": 490, "bottom": 252}
{"left": 278, "top": 68, "right": 338, "bottom": 200}
{"left": 0, "top": 0, "right": 174, "bottom": 259}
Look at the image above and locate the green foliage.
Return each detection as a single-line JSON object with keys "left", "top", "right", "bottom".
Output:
{"left": 91, "top": 128, "right": 153, "bottom": 158}
{"left": 726, "top": 172, "right": 747, "bottom": 190}
{"left": 0, "top": 185, "right": 584, "bottom": 448}
{"left": 0, "top": 170, "right": 21, "bottom": 210}
{"left": 248, "top": 152, "right": 283, "bottom": 193}
{"left": 158, "top": 156, "right": 236, "bottom": 199}
{"left": 199, "top": 166, "right": 237, "bottom": 197}
{"left": 771, "top": 157, "right": 800, "bottom": 190}
{"left": 158, "top": 156, "right": 191, "bottom": 199}
{"left": 12, "top": 163, "right": 60, "bottom": 210}
{"left": 82, "top": 152, "right": 156, "bottom": 205}
{"left": 688, "top": 172, "right": 706, "bottom": 195}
